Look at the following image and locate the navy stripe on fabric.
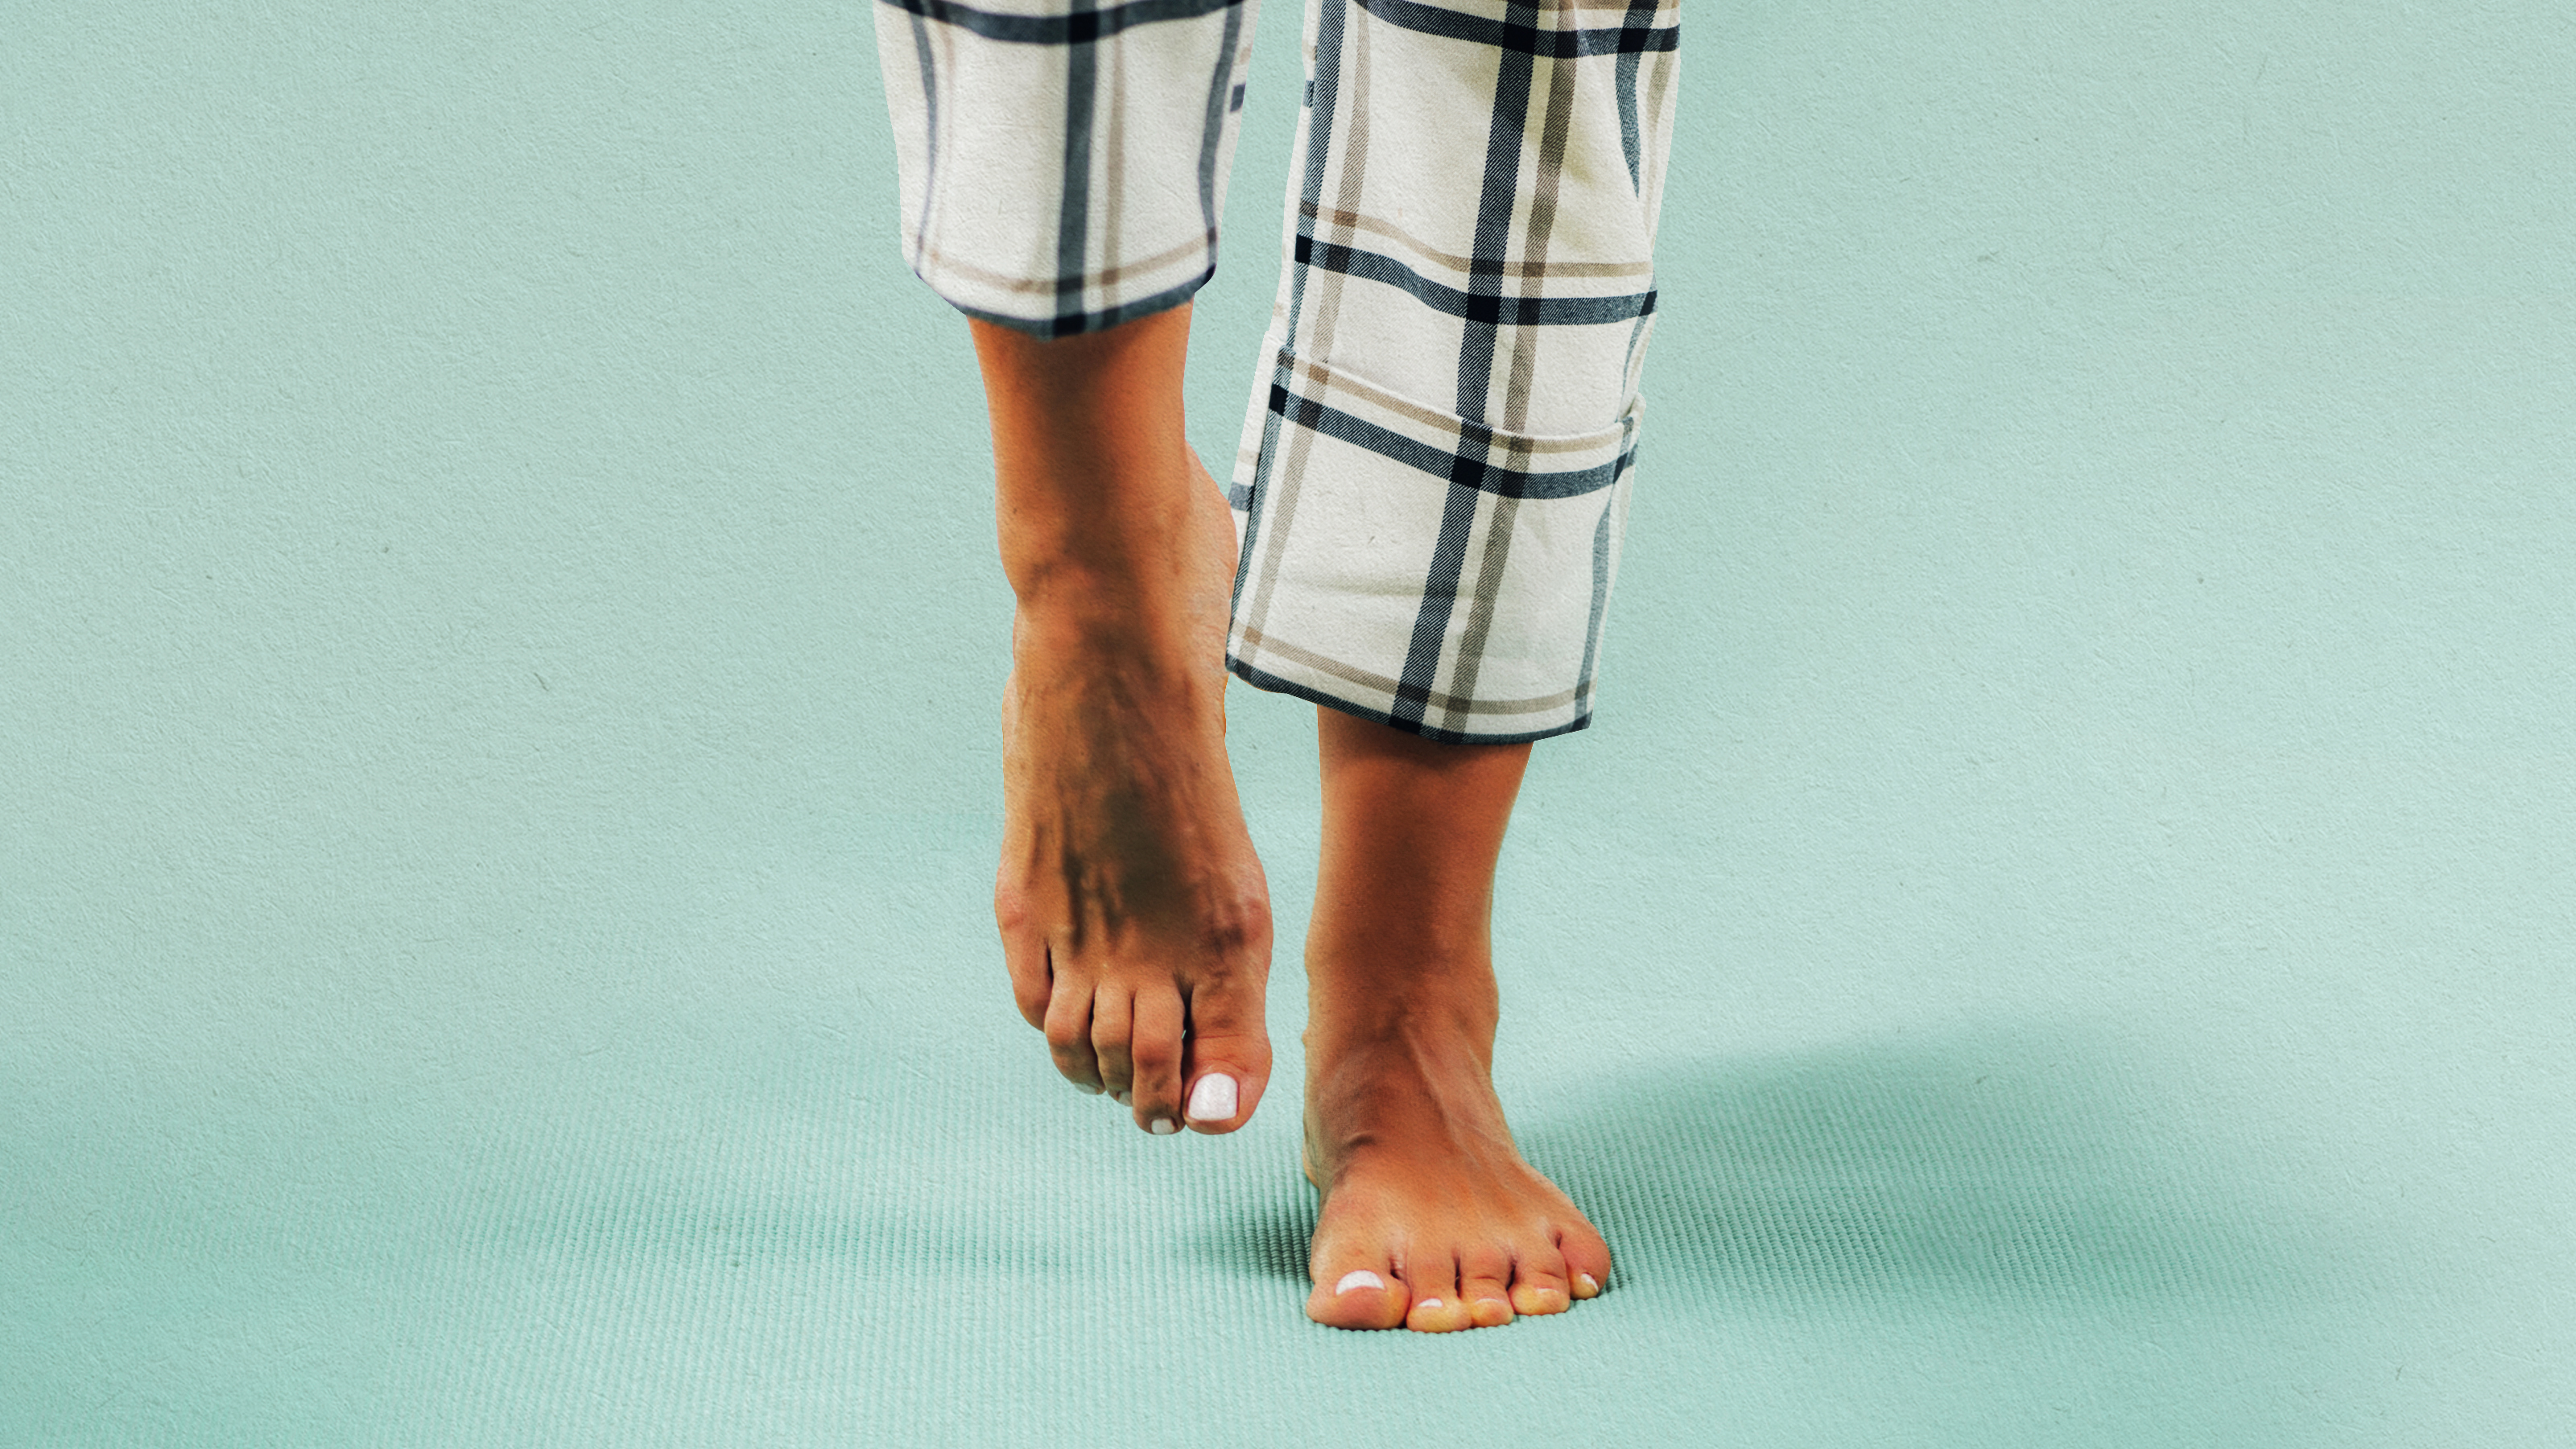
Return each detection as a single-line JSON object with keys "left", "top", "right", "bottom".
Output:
{"left": 1397, "top": 0, "right": 1541, "bottom": 725}
{"left": 1613, "top": 0, "right": 1658, "bottom": 189}
{"left": 878, "top": 0, "right": 1672, "bottom": 56}
{"left": 1352, "top": 0, "right": 1676, "bottom": 58}
{"left": 1195, "top": 2, "right": 1242, "bottom": 256}
{"left": 1057, "top": 0, "right": 1099, "bottom": 320}
{"left": 1293, "top": 233, "right": 1657, "bottom": 326}
{"left": 1572, "top": 441, "right": 1627, "bottom": 710}
{"left": 1269, "top": 385, "right": 1636, "bottom": 501}
{"left": 947, "top": 270, "right": 1215, "bottom": 339}
{"left": 877, "top": 0, "right": 1241, "bottom": 46}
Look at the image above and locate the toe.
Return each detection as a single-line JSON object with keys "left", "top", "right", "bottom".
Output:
{"left": 1128, "top": 987, "right": 1186, "bottom": 1134}
{"left": 1460, "top": 1273, "right": 1515, "bottom": 1327}
{"left": 1039, "top": 973, "right": 1102, "bottom": 1093}
{"left": 1089, "top": 986, "right": 1134, "bottom": 1100}
{"left": 1507, "top": 1257, "right": 1573, "bottom": 1317}
{"left": 1558, "top": 1224, "right": 1612, "bottom": 1301}
{"left": 993, "top": 881, "right": 1051, "bottom": 1032}
{"left": 1403, "top": 1257, "right": 1469, "bottom": 1333}
{"left": 1458, "top": 1244, "right": 1516, "bottom": 1327}
{"left": 1180, "top": 977, "right": 1270, "bottom": 1134}
{"left": 1305, "top": 1261, "right": 1407, "bottom": 1331}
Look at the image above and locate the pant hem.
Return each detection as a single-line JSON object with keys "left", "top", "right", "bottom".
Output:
{"left": 1226, "top": 654, "right": 1596, "bottom": 745}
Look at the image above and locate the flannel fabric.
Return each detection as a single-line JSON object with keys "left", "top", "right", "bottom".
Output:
{"left": 875, "top": 0, "right": 1681, "bottom": 741}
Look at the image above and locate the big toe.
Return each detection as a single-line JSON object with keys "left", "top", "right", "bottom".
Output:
{"left": 1181, "top": 984, "right": 1269, "bottom": 1134}
{"left": 1305, "top": 1263, "right": 1408, "bottom": 1331}
{"left": 1179, "top": 1043, "right": 1269, "bottom": 1134}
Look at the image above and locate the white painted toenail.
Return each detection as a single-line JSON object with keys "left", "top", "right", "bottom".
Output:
{"left": 1333, "top": 1270, "right": 1385, "bottom": 1294}
{"left": 1576, "top": 1274, "right": 1598, "bottom": 1294}
{"left": 1149, "top": 1118, "right": 1177, "bottom": 1135}
{"left": 1185, "top": 1074, "right": 1236, "bottom": 1121}
{"left": 1075, "top": 1082, "right": 1103, "bottom": 1095}
{"left": 1418, "top": 1299, "right": 1443, "bottom": 1311}
{"left": 1114, "top": 1091, "right": 1131, "bottom": 1106}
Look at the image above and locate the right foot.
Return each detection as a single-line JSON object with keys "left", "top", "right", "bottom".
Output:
{"left": 993, "top": 448, "right": 1274, "bottom": 1135}
{"left": 1291, "top": 709, "right": 1610, "bottom": 1330}
{"left": 1297, "top": 951, "right": 1613, "bottom": 1332}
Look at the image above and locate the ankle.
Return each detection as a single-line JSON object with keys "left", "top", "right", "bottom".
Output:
{"left": 998, "top": 478, "right": 1201, "bottom": 605}
{"left": 1305, "top": 971, "right": 1500, "bottom": 1057}
{"left": 1013, "top": 583, "right": 1223, "bottom": 683}
{"left": 1012, "top": 563, "right": 1191, "bottom": 630}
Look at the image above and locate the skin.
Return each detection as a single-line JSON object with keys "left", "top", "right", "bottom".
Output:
{"left": 970, "top": 305, "right": 1609, "bottom": 1329}
{"left": 977, "top": 306, "right": 1274, "bottom": 1137}
{"left": 1298, "top": 710, "right": 1612, "bottom": 1330}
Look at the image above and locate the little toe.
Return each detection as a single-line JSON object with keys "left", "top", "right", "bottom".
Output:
{"left": 1558, "top": 1226, "right": 1612, "bottom": 1299}
{"left": 1128, "top": 988, "right": 1186, "bottom": 1134}
{"left": 1306, "top": 1263, "right": 1407, "bottom": 1331}
{"left": 1040, "top": 976, "right": 1102, "bottom": 1092}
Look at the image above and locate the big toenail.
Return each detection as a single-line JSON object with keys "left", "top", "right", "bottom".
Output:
{"left": 1185, "top": 1074, "right": 1237, "bottom": 1121}
{"left": 1334, "top": 1270, "right": 1384, "bottom": 1294}
{"left": 1149, "top": 1118, "right": 1177, "bottom": 1135}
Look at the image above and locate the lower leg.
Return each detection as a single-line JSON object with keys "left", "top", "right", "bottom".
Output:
{"left": 1301, "top": 707, "right": 1612, "bottom": 1331}
{"left": 974, "top": 306, "right": 1274, "bottom": 1137}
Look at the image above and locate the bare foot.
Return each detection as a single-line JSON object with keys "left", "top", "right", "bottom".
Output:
{"left": 993, "top": 446, "right": 1274, "bottom": 1135}
{"left": 1298, "top": 951, "right": 1612, "bottom": 1331}
{"left": 1295, "top": 709, "right": 1611, "bottom": 1330}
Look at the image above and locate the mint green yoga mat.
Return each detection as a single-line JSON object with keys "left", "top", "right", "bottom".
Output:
{"left": 6, "top": 3, "right": 2570, "bottom": 1445}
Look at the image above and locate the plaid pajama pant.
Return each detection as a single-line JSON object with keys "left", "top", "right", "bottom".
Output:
{"left": 875, "top": 0, "right": 1681, "bottom": 741}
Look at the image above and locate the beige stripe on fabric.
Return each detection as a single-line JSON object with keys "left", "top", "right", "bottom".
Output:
{"left": 1298, "top": 202, "right": 1653, "bottom": 283}
{"left": 1236, "top": 625, "right": 1582, "bottom": 716}
{"left": 1101, "top": 39, "right": 1129, "bottom": 321}
{"left": 1236, "top": 0, "right": 1381, "bottom": 667}
{"left": 1277, "top": 353, "right": 1630, "bottom": 452}
{"left": 914, "top": 233, "right": 1212, "bottom": 296}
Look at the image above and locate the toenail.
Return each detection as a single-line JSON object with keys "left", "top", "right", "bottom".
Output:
{"left": 1418, "top": 1298, "right": 1443, "bottom": 1311}
{"left": 1575, "top": 1274, "right": 1599, "bottom": 1294}
{"left": 1334, "top": 1270, "right": 1384, "bottom": 1294}
{"left": 1149, "top": 1118, "right": 1177, "bottom": 1135}
{"left": 1114, "top": 1091, "right": 1132, "bottom": 1106}
{"left": 1185, "top": 1074, "right": 1237, "bottom": 1122}
{"left": 1074, "top": 1082, "right": 1103, "bottom": 1095}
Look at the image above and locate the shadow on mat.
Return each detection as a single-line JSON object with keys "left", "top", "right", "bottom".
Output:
{"left": 1194, "top": 1026, "right": 2306, "bottom": 1304}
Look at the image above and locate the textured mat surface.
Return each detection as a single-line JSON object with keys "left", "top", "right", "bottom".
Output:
{"left": 6, "top": 2, "right": 2573, "bottom": 1445}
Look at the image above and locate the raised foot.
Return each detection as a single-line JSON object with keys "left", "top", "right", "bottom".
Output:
{"left": 993, "top": 447, "right": 1274, "bottom": 1137}
{"left": 1301, "top": 1026, "right": 1611, "bottom": 1332}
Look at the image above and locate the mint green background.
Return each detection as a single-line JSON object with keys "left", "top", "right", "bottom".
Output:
{"left": 5, "top": 2, "right": 2571, "bottom": 1444}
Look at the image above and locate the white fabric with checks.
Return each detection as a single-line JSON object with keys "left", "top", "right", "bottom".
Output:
{"left": 876, "top": 0, "right": 1680, "bottom": 741}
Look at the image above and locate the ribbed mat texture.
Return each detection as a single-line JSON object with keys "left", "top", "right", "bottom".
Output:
{"left": 6, "top": 2, "right": 2571, "bottom": 1444}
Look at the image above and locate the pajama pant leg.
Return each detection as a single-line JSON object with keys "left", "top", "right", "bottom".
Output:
{"left": 873, "top": 0, "right": 1264, "bottom": 336}
{"left": 873, "top": 0, "right": 1679, "bottom": 741}
{"left": 1225, "top": 0, "right": 1680, "bottom": 741}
